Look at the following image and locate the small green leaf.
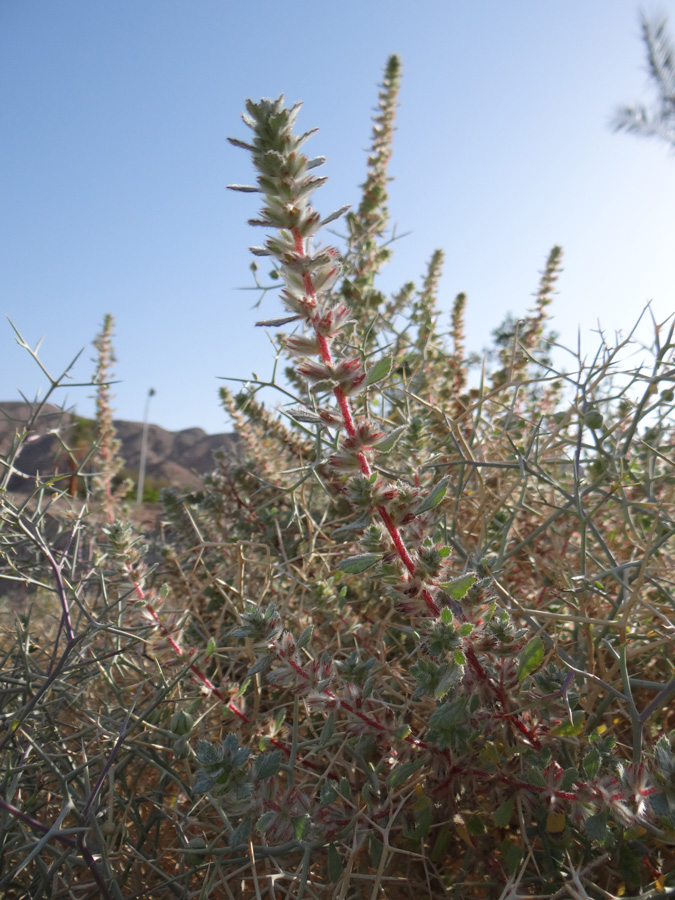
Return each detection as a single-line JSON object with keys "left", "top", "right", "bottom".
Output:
{"left": 584, "top": 811, "right": 608, "bottom": 843}
{"left": 526, "top": 766, "right": 547, "bottom": 788}
{"left": 196, "top": 740, "right": 223, "bottom": 765}
{"left": 431, "top": 824, "right": 451, "bottom": 862}
{"left": 414, "top": 802, "right": 433, "bottom": 839}
{"left": 319, "top": 782, "right": 338, "bottom": 806}
{"left": 320, "top": 712, "right": 335, "bottom": 746}
{"left": 228, "top": 818, "right": 252, "bottom": 849}
{"left": 234, "top": 677, "right": 251, "bottom": 698}
{"left": 467, "top": 814, "right": 486, "bottom": 836}
{"left": 517, "top": 636, "right": 544, "bottom": 681}
{"left": 254, "top": 750, "right": 282, "bottom": 781}
{"left": 321, "top": 204, "right": 351, "bottom": 226}
{"left": 296, "top": 625, "right": 313, "bottom": 650}
{"left": 365, "top": 355, "right": 393, "bottom": 386}
{"left": 327, "top": 843, "right": 343, "bottom": 883}
{"left": 560, "top": 767, "right": 579, "bottom": 792}
{"left": 292, "top": 816, "right": 310, "bottom": 840}
{"left": 370, "top": 835, "right": 384, "bottom": 868}
{"left": 551, "top": 712, "right": 585, "bottom": 737}
{"left": 337, "top": 553, "right": 382, "bottom": 574}
{"left": 192, "top": 770, "right": 216, "bottom": 793}
{"left": 247, "top": 656, "right": 271, "bottom": 677}
{"left": 501, "top": 838, "right": 522, "bottom": 876}
{"left": 494, "top": 798, "right": 514, "bottom": 828}
{"left": 415, "top": 477, "right": 450, "bottom": 514}
{"left": 372, "top": 424, "right": 406, "bottom": 452}
{"left": 286, "top": 407, "right": 324, "bottom": 423}
{"left": 439, "top": 573, "right": 476, "bottom": 600}
{"left": 386, "top": 759, "right": 424, "bottom": 788}
{"left": 361, "top": 782, "right": 375, "bottom": 807}
{"left": 338, "top": 777, "right": 351, "bottom": 799}
{"left": 584, "top": 746, "right": 601, "bottom": 779}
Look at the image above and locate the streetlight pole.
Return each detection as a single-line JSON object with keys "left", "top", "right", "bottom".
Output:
{"left": 137, "top": 388, "right": 155, "bottom": 504}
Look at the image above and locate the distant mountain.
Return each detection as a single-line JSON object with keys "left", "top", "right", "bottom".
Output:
{"left": 0, "top": 401, "right": 239, "bottom": 494}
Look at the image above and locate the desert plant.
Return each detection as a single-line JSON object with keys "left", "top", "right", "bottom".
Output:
{"left": 91, "top": 313, "right": 129, "bottom": 521}
{"left": 1, "top": 56, "right": 674, "bottom": 900}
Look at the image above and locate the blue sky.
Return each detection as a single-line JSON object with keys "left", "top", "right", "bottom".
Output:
{"left": 2, "top": 1, "right": 675, "bottom": 434}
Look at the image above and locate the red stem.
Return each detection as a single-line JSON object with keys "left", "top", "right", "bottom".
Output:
{"left": 293, "top": 227, "right": 441, "bottom": 619}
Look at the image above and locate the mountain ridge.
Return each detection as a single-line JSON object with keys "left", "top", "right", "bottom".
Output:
{"left": 0, "top": 401, "right": 239, "bottom": 493}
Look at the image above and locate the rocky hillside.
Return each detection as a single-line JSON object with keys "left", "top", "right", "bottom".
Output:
{"left": 0, "top": 401, "right": 239, "bottom": 494}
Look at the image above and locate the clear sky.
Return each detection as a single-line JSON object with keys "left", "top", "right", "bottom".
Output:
{"left": 2, "top": 1, "right": 675, "bottom": 434}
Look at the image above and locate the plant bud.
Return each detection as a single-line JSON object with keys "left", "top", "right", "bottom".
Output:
{"left": 583, "top": 410, "right": 603, "bottom": 429}
{"left": 173, "top": 737, "right": 190, "bottom": 759}
{"left": 170, "top": 710, "right": 194, "bottom": 736}
{"left": 184, "top": 837, "right": 207, "bottom": 867}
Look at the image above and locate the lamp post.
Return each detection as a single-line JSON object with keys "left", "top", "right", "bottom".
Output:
{"left": 137, "top": 388, "right": 155, "bottom": 504}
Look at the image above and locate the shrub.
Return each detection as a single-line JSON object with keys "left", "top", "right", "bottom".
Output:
{"left": 1, "top": 58, "right": 674, "bottom": 898}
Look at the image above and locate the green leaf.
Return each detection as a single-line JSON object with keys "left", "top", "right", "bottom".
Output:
{"left": 372, "top": 424, "right": 406, "bottom": 453}
{"left": 365, "top": 354, "right": 393, "bottom": 386}
{"left": 321, "top": 204, "right": 351, "bottom": 226}
{"left": 192, "top": 770, "right": 216, "bottom": 793}
{"left": 319, "top": 782, "right": 338, "bottom": 806}
{"left": 327, "top": 844, "right": 343, "bottom": 883}
{"left": 466, "top": 815, "right": 486, "bottom": 836}
{"left": 286, "top": 407, "right": 324, "bottom": 423}
{"left": 292, "top": 816, "right": 310, "bottom": 840}
{"left": 361, "top": 782, "right": 375, "bottom": 807}
{"left": 296, "top": 625, "right": 313, "bottom": 650}
{"left": 415, "top": 477, "right": 450, "bottom": 514}
{"left": 337, "top": 553, "right": 382, "bottom": 574}
{"left": 431, "top": 824, "right": 451, "bottom": 862}
{"left": 560, "top": 767, "right": 579, "bottom": 792}
{"left": 247, "top": 656, "right": 271, "bottom": 677}
{"left": 228, "top": 818, "right": 252, "bottom": 849}
{"left": 649, "top": 791, "right": 670, "bottom": 819}
{"left": 494, "top": 798, "right": 514, "bottom": 828}
{"left": 338, "top": 777, "right": 351, "bottom": 800}
{"left": 584, "top": 746, "right": 600, "bottom": 779}
{"left": 369, "top": 835, "right": 384, "bottom": 868}
{"left": 320, "top": 712, "right": 335, "bottom": 746}
{"left": 414, "top": 801, "right": 433, "bottom": 839}
{"left": 501, "top": 838, "right": 522, "bottom": 876}
{"left": 551, "top": 711, "right": 585, "bottom": 737}
{"left": 526, "top": 766, "right": 547, "bottom": 788}
{"left": 386, "top": 759, "right": 424, "bottom": 787}
{"left": 196, "top": 740, "right": 223, "bottom": 765}
{"left": 517, "top": 636, "right": 544, "bottom": 681}
{"left": 584, "top": 811, "right": 608, "bottom": 843}
{"left": 254, "top": 750, "right": 281, "bottom": 781}
{"left": 439, "top": 573, "right": 476, "bottom": 599}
